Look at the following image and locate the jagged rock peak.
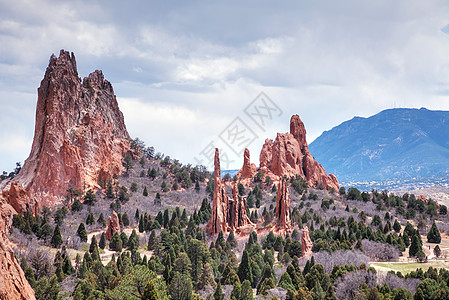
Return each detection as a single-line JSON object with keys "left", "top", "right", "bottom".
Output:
{"left": 11, "top": 49, "right": 131, "bottom": 208}
{"left": 275, "top": 179, "right": 292, "bottom": 233}
{"left": 236, "top": 148, "right": 257, "bottom": 179}
{"left": 301, "top": 226, "right": 313, "bottom": 257}
{"left": 259, "top": 114, "right": 339, "bottom": 191}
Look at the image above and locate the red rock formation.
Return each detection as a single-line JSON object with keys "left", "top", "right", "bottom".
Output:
{"left": 105, "top": 211, "right": 121, "bottom": 240}
{"left": 259, "top": 115, "right": 339, "bottom": 191}
{"left": 275, "top": 179, "right": 292, "bottom": 233}
{"left": 207, "top": 149, "right": 228, "bottom": 235}
{"left": 0, "top": 197, "right": 35, "bottom": 299}
{"left": 1, "top": 182, "right": 37, "bottom": 216}
{"left": 236, "top": 148, "right": 257, "bottom": 179}
{"left": 301, "top": 226, "right": 313, "bottom": 257}
{"left": 228, "top": 182, "right": 252, "bottom": 230}
{"left": 11, "top": 50, "right": 130, "bottom": 208}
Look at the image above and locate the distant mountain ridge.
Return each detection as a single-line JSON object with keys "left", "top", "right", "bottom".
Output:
{"left": 309, "top": 108, "right": 449, "bottom": 183}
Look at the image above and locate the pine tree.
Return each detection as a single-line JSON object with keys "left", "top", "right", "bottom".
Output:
{"left": 409, "top": 234, "right": 422, "bottom": 257}
{"left": 89, "top": 235, "right": 100, "bottom": 261}
{"left": 109, "top": 232, "right": 123, "bottom": 252}
{"left": 51, "top": 225, "right": 63, "bottom": 248}
{"left": 128, "top": 229, "right": 140, "bottom": 251}
{"left": 195, "top": 181, "right": 200, "bottom": 192}
{"left": 434, "top": 245, "right": 442, "bottom": 258}
{"left": 197, "top": 262, "right": 217, "bottom": 290}
{"left": 142, "top": 280, "right": 159, "bottom": 300}
{"left": 237, "top": 250, "right": 253, "bottom": 284}
{"left": 148, "top": 229, "right": 156, "bottom": 251}
{"left": 214, "top": 282, "right": 225, "bottom": 300}
{"left": 240, "top": 280, "right": 254, "bottom": 300}
{"left": 122, "top": 212, "right": 130, "bottom": 227}
{"left": 139, "top": 215, "right": 144, "bottom": 233}
{"left": 393, "top": 219, "right": 401, "bottom": 233}
{"left": 97, "top": 213, "right": 106, "bottom": 227}
{"left": 143, "top": 186, "right": 149, "bottom": 197}
{"left": 325, "top": 285, "right": 338, "bottom": 300}
{"left": 76, "top": 223, "right": 87, "bottom": 242}
{"left": 427, "top": 222, "right": 441, "bottom": 243}
{"left": 99, "top": 232, "right": 106, "bottom": 249}
{"left": 62, "top": 256, "right": 74, "bottom": 275}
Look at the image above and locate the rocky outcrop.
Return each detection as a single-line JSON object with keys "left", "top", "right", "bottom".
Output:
{"left": 208, "top": 149, "right": 254, "bottom": 235}
{"left": 1, "top": 182, "right": 37, "bottom": 216}
{"left": 0, "top": 197, "right": 36, "bottom": 299}
{"left": 207, "top": 149, "right": 228, "bottom": 235}
{"left": 12, "top": 50, "right": 131, "bottom": 208}
{"left": 274, "top": 179, "right": 292, "bottom": 233}
{"left": 301, "top": 226, "right": 313, "bottom": 257}
{"left": 105, "top": 211, "right": 121, "bottom": 240}
{"left": 228, "top": 182, "right": 252, "bottom": 230}
{"left": 236, "top": 148, "right": 257, "bottom": 179}
{"left": 259, "top": 115, "right": 339, "bottom": 191}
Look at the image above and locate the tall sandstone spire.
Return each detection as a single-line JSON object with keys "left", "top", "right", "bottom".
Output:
{"left": 208, "top": 149, "right": 228, "bottom": 235}
{"left": 12, "top": 50, "right": 131, "bottom": 208}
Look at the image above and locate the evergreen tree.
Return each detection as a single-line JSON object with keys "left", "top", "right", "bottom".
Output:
{"left": 143, "top": 186, "right": 149, "bottom": 197}
{"left": 240, "top": 280, "right": 254, "bottom": 300}
{"left": 195, "top": 181, "right": 200, "bottom": 192}
{"left": 62, "top": 256, "right": 74, "bottom": 275}
{"left": 434, "top": 245, "right": 442, "bottom": 258}
{"left": 128, "top": 229, "right": 140, "bottom": 251}
{"left": 142, "top": 280, "right": 159, "bottom": 300}
{"left": 122, "top": 212, "right": 130, "bottom": 227}
{"left": 409, "top": 234, "right": 422, "bottom": 257}
{"left": 76, "top": 223, "right": 88, "bottom": 243}
{"left": 237, "top": 250, "right": 253, "bottom": 284}
{"left": 214, "top": 282, "right": 225, "bottom": 300}
{"left": 325, "top": 285, "right": 338, "bottom": 300}
{"left": 109, "top": 232, "right": 123, "bottom": 252}
{"left": 393, "top": 219, "right": 401, "bottom": 233}
{"left": 135, "top": 208, "right": 140, "bottom": 221}
{"left": 427, "top": 222, "right": 441, "bottom": 243}
{"left": 139, "top": 215, "right": 145, "bottom": 233}
{"left": 99, "top": 232, "right": 106, "bottom": 250}
{"left": 197, "top": 262, "right": 216, "bottom": 290}
{"left": 148, "top": 229, "right": 157, "bottom": 251}
{"left": 89, "top": 235, "right": 100, "bottom": 261}
{"left": 97, "top": 213, "right": 106, "bottom": 227}
{"left": 51, "top": 225, "right": 63, "bottom": 248}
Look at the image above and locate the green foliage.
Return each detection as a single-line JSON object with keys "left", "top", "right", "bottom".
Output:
{"left": 142, "top": 280, "right": 159, "bottom": 300}
{"left": 83, "top": 189, "right": 97, "bottom": 205}
{"left": 109, "top": 232, "right": 123, "bottom": 252}
{"left": 77, "top": 223, "right": 88, "bottom": 243}
{"left": 51, "top": 225, "right": 63, "bottom": 248}
{"left": 35, "top": 275, "right": 62, "bottom": 300}
{"left": 123, "top": 153, "right": 134, "bottom": 171}
{"left": 169, "top": 272, "right": 193, "bottom": 300}
{"left": 71, "top": 199, "right": 83, "bottom": 212}
{"left": 409, "top": 234, "right": 422, "bottom": 257}
{"left": 213, "top": 282, "right": 225, "bottom": 300}
{"left": 427, "top": 222, "right": 441, "bottom": 243}
{"left": 99, "top": 232, "right": 106, "bottom": 250}
{"left": 130, "top": 182, "right": 138, "bottom": 192}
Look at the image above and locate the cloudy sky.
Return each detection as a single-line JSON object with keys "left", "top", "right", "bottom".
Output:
{"left": 1, "top": 0, "right": 449, "bottom": 172}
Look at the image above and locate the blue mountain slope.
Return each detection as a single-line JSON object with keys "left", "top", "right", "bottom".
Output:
{"left": 309, "top": 108, "right": 449, "bottom": 182}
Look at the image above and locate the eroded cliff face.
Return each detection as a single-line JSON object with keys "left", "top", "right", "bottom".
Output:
{"left": 105, "top": 211, "right": 121, "bottom": 240}
{"left": 0, "top": 197, "right": 35, "bottom": 299}
{"left": 13, "top": 50, "right": 131, "bottom": 208}
{"left": 259, "top": 115, "right": 339, "bottom": 191}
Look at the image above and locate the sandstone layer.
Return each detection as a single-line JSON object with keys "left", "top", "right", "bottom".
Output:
{"left": 12, "top": 50, "right": 131, "bottom": 208}
{"left": 105, "top": 211, "right": 121, "bottom": 240}
{"left": 259, "top": 115, "right": 339, "bottom": 191}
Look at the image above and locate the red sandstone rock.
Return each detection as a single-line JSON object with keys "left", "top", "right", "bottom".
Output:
{"left": 259, "top": 115, "right": 339, "bottom": 191}
{"left": 207, "top": 149, "right": 228, "bottom": 235}
{"left": 105, "top": 211, "right": 121, "bottom": 240}
{"left": 301, "top": 226, "right": 313, "bottom": 257}
{"left": 236, "top": 148, "right": 257, "bottom": 179}
{"left": 275, "top": 179, "right": 292, "bottom": 233}
{"left": 228, "top": 182, "right": 252, "bottom": 230}
{"left": 11, "top": 50, "right": 130, "bottom": 208}
{"left": 1, "top": 182, "right": 37, "bottom": 216}
{"left": 0, "top": 197, "right": 35, "bottom": 299}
